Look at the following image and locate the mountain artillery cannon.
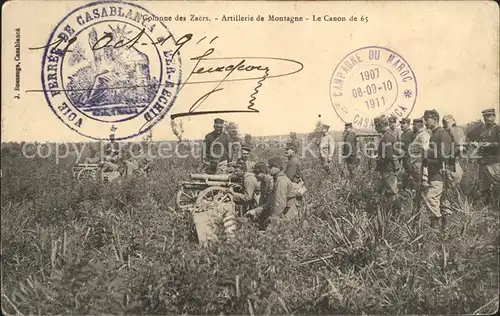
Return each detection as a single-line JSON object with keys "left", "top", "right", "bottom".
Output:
{"left": 72, "top": 163, "right": 122, "bottom": 183}
{"left": 175, "top": 173, "right": 244, "bottom": 244}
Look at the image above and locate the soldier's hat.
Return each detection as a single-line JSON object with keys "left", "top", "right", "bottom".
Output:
{"left": 344, "top": 123, "right": 353, "bottom": 128}
{"left": 232, "top": 160, "right": 243, "bottom": 169}
{"left": 442, "top": 114, "right": 456, "bottom": 123}
{"left": 400, "top": 117, "right": 411, "bottom": 124}
{"left": 253, "top": 161, "right": 268, "bottom": 174}
{"left": 423, "top": 109, "right": 440, "bottom": 120}
{"left": 323, "top": 124, "right": 331, "bottom": 130}
{"left": 412, "top": 117, "right": 424, "bottom": 124}
{"left": 388, "top": 116, "right": 397, "bottom": 123}
{"left": 268, "top": 157, "right": 283, "bottom": 168}
{"left": 374, "top": 115, "right": 389, "bottom": 126}
{"left": 285, "top": 142, "right": 297, "bottom": 150}
{"left": 214, "top": 118, "right": 225, "bottom": 126}
{"left": 481, "top": 108, "right": 496, "bottom": 116}
{"left": 241, "top": 145, "right": 252, "bottom": 152}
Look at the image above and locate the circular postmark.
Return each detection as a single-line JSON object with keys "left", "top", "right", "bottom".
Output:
{"left": 42, "top": 0, "right": 182, "bottom": 140}
{"left": 329, "top": 46, "right": 417, "bottom": 131}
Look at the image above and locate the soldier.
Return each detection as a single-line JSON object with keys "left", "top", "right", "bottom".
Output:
{"left": 442, "top": 114, "right": 466, "bottom": 186}
{"left": 374, "top": 115, "right": 400, "bottom": 199}
{"left": 342, "top": 123, "right": 359, "bottom": 178}
{"left": 422, "top": 109, "right": 454, "bottom": 231}
{"left": 319, "top": 124, "right": 335, "bottom": 172}
{"left": 246, "top": 157, "right": 298, "bottom": 229}
{"left": 101, "top": 133, "right": 121, "bottom": 172}
{"left": 389, "top": 116, "right": 403, "bottom": 141}
{"left": 409, "top": 117, "right": 430, "bottom": 191}
{"left": 400, "top": 117, "right": 416, "bottom": 190}
{"left": 230, "top": 162, "right": 259, "bottom": 213}
{"left": 202, "top": 118, "right": 232, "bottom": 174}
{"left": 284, "top": 142, "right": 302, "bottom": 183}
{"left": 252, "top": 162, "right": 274, "bottom": 207}
{"left": 239, "top": 145, "right": 256, "bottom": 173}
{"left": 125, "top": 146, "right": 152, "bottom": 176}
{"left": 476, "top": 108, "right": 500, "bottom": 201}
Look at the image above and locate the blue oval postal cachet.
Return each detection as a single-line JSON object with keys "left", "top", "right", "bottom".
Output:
{"left": 329, "top": 46, "right": 417, "bottom": 132}
{"left": 41, "top": 0, "right": 182, "bottom": 140}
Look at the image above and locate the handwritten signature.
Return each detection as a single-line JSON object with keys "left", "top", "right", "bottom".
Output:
{"left": 28, "top": 29, "right": 303, "bottom": 122}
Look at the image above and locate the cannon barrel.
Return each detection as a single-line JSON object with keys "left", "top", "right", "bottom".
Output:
{"left": 190, "top": 173, "right": 233, "bottom": 182}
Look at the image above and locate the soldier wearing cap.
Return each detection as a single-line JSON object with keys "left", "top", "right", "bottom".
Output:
{"left": 400, "top": 117, "right": 416, "bottom": 190}
{"left": 389, "top": 116, "right": 403, "bottom": 142}
{"left": 284, "top": 142, "right": 303, "bottom": 183}
{"left": 342, "top": 122, "right": 359, "bottom": 178}
{"left": 408, "top": 117, "right": 430, "bottom": 190}
{"left": 252, "top": 162, "right": 274, "bottom": 207}
{"left": 203, "top": 118, "right": 232, "bottom": 174}
{"left": 422, "top": 109, "right": 454, "bottom": 231}
{"left": 230, "top": 161, "right": 259, "bottom": 213}
{"left": 239, "top": 145, "right": 256, "bottom": 173}
{"left": 246, "top": 157, "right": 298, "bottom": 229}
{"left": 442, "top": 114, "right": 466, "bottom": 186}
{"left": 102, "top": 133, "right": 121, "bottom": 172}
{"left": 374, "top": 115, "right": 400, "bottom": 198}
{"left": 476, "top": 108, "right": 500, "bottom": 201}
{"left": 319, "top": 124, "right": 335, "bottom": 172}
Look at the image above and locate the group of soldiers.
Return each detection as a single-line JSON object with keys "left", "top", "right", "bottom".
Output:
{"left": 318, "top": 108, "right": 498, "bottom": 231}
{"left": 202, "top": 118, "right": 305, "bottom": 230}
{"left": 203, "top": 107, "right": 499, "bottom": 232}
{"left": 83, "top": 132, "right": 153, "bottom": 177}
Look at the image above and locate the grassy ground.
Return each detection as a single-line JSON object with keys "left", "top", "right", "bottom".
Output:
{"left": 1, "top": 142, "right": 498, "bottom": 315}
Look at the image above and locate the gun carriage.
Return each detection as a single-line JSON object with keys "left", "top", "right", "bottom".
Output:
{"left": 175, "top": 173, "right": 243, "bottom": 211}
{"left": 72, "top": 163, "right": 122, "bottom": 182}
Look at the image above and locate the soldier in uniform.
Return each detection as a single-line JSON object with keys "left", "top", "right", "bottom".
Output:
{"left": 252, "top": 162, "right": 274, "bottom": 207}
{"left": 442, "top": 114, "right": 466, "bottom": 186}
{"left": 101, "top": 133, "right": 121, "bottom": 172}
{"left": 125, "top": 146, "right": 153, "bottom": 176}
{"left": 422, "top": 109, "right": 454, "bottom": 231}
{"left": 400, "top": 117, "right": 416, "bottom": 190}
{"left": 230, "top": 162, "right": 259, "bottom": 214}
{"left": 342, "top": 123, "right": 359, "bottom": 178}
{"left": 246, "top": 157, "right": 298, "bottom": 230}
{"left": 285, "top": 142, "right": 302, "bottom": 183}
{"left": 409, "top": 117, "right": 430, "bottom": 191}
{"left": 319, "top": 124, "right": 335, "bottom": 173}
{"left": 202, "top": 118, "right": 232, "bottom": 174}
{"left": 374, "top": 115, "right": 400, "bottom": 200}
{"left": 389, "top": 116, "right": 403, "bottom": 141}
{"left": 239, "top": 145, "right": 256, "bottom": 173}
{"left": 476, "top": 108, "right": 500, "bottom": 201}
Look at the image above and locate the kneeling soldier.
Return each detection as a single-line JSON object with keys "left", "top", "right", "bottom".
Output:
{"left": 246, "top": 157, "right": 298, "bottom": 230}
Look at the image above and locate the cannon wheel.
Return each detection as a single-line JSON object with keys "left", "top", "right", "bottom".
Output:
{"left": 175, "top": 188, "right": 200, "bottom": 210}
{"left": 76, "top": 168, "right": 99, "bottom": 181}
{"left": 194, "top": 186, "right": 233, "bottom": 213}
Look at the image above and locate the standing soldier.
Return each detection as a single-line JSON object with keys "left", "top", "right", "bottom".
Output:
{"left": 389, "top": 116, "right": 403, "bottom": 141}
{"left": 476, "top": 108, "right": 500, "bottom": 201}
{"left": 319, "top": 124, "right": 335, "bottom": 173}
{"left": 374, "top": 115, "right": 400, "bottom": 200}
{"left": 409, "top": 117, "right": 430, "bottom": 191}
{"left": 400, "top": 117, "right": 416, "bottom": 190}
{"left": 246, "top": 157, "right": 298, "bottom": 229}
{"left": 442, "top": 114, "right": 466, "bottom": 186}
{"left": 102, "top": 133, "right": 121, "bottom": 172}
{"left": 422, "top": 109, "right": 454, "bottom": 231}
{"left": 285, "top": 142, "right": 306, "bottom": 203}
{"left": 239, "top": 145, "right": 256, "bottom": 173}
{"left": 342, "top": 123, "right": 358, "bottom": 178}
{"left": 202, "top": 118, "right": 232, "bottom": 174}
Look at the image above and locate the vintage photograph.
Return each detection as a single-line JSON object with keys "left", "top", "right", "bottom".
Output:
{"left": 1, "top": 0, "right": 499, "bottom": 314}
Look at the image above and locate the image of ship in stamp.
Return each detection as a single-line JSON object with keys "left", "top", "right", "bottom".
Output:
{"left": 42, "top": 1, "right": 182, "bottom": 140}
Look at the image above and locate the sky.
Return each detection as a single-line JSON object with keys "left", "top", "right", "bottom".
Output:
{"left": 2, "top": 0, "right": 499, "bottom": 142}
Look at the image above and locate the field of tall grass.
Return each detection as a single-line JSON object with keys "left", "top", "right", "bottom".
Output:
{"left": 1, "top": 140, "right": 498, "bottom": 315}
